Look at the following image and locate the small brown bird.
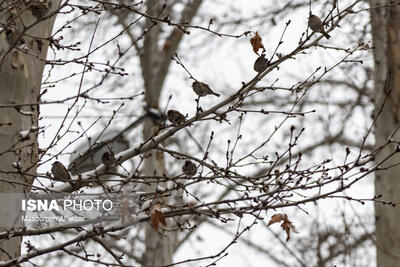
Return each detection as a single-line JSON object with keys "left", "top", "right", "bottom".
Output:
{"left": 182, "top": 160, "right": 197, "bottom": 177}
{"left": 167, "top": 110, "right": 186, "bottom": 125}
{"left": 308, "top": 14, "right": 331, "bottom": 39}
{"left": 254, "top": 54, "right": 268, "bottom": 73}
{"left": 101, "top": 151, "right": 115, "bottom": 167}
{"left": 192, "top": 81, "right": 220, "bottom": 97}
{"left": 29, "top": 2, "right": 50, "bottom": 19}
{"left": 51, "top": 161, "right": 71, "bottom": 181}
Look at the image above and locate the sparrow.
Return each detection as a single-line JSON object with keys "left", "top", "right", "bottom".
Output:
{"left": 308, "top": 14, "right": 331, "bottom": 39}
{"left": 101, "top": 151, "right": 115, "bottom": 167}
{"left": 29, "top": 2, "right": 50, "bottom": 19}
{"left": 182, "top": 160, "right": 197, "bottom": 177}
{"left": 51, "top": 161, "right": 71, "bottom": 181}
{"left": 167, "top": 109, "right": 186, "bottom": 125}
{"left": 254, "top": 54, "right": 268, "bottom": 73}
{"left": 192, "top": 81, "right": 220, "bottom": 97}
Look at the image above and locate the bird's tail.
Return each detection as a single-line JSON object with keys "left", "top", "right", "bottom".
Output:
{"left": 323, "top": 31, "right": 331, "bottom": 39}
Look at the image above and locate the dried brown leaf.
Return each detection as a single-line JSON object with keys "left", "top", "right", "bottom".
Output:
{"left": 281, "top": 220, "right": 291, "bottom": 241}
{"left": 267, "top": 213, "right": 284, "bottom": 226}
{"left": 151, "top": 204, "right": 167, "bottom": 231}
{"left": 250, "top": 32, "right": 266, "bottom": 55}
{"left": 267, "top": 213, "right": 298, "bottom": 242}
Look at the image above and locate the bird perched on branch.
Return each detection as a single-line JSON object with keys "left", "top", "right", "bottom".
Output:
{"left": 101, "top": 151, "right": 116, "bottom": 167}
{"left": 182, "top": 160, "right": 197, "bottom": 177}
{"left": 254, "top": 54, "right": 268, "bottom": 73}
{"left": 192, "top": 81, "right": 220, "bottom": 97}
{"left": 167, "top": 109, "right": 186, "bottom": 125}
{"left": 308, "top": 14, "right": 331, "bottom": 39}
{"left": 51, "top": 161, "right": 71, "bottom": 182}
{"left": 29, "top": 2, "right": 50, "bottom": 19}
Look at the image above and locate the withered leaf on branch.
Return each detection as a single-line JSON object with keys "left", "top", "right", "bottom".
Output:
{"left": 151, "top": 204, "right": 167, "bottom": 231}
{"left": 267, "top": 213, "right": 298, "bottom": 241}
{"left": 250, "top": 32, "right": 266, "bottom": 55}
{"left": 267, "top": 213, "right": 284, "bottom": 226}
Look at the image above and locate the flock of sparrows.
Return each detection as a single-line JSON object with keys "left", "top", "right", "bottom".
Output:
{"left": 165, "top": 80, "right": 220, "bottom": 126}
{"left": 167, "top": 14, "right": 331, "bottom": 179}
{"left": 51, "top": 159, "right": 198, "bottom": 182}
{"left": 253, "top": 13, "right": 330, "bottom": 72}
{"left": 51, "top": 150, "right": 116, "bottom": 182}
{"left": 51, "top": 14, "right": 329, "bottom": 183}
{"left": 50, "top": 81, "right": 211, "bottom": 182}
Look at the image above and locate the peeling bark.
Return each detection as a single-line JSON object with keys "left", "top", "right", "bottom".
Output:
{"left": 0, "top": 0, "right": 60, "bottom": 259}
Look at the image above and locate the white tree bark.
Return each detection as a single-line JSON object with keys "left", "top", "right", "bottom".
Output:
{"left": 0, "top": 0, "right": 60, "bottom": 259}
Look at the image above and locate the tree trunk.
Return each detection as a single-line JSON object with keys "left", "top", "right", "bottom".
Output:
{"left": 0, "top": 1, "right": 59, "bottom": 259}
{"left": 140, "top": 119, "right": 175, "bottom": 265}
{"left": 138, "top": 1, "right": 202, "bottom": 264}
{"left": 371, "top": 0, "right": 400, "bottom": 266}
